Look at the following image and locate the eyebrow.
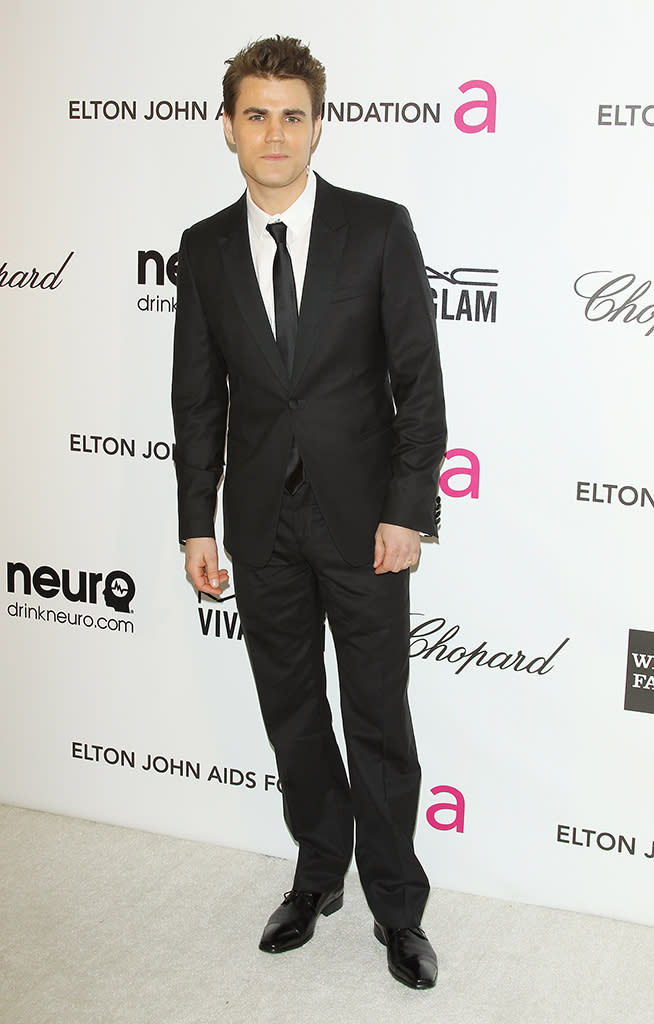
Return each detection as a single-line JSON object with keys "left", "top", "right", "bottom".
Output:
{"left": 242, "top": 106, "right": 308, "bottom": 117}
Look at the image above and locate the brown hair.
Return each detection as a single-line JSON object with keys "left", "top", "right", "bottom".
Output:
{"left": 223, "top": 36, "right": 326, "bottom": 120}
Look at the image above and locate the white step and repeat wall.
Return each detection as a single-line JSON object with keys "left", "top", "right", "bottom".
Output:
{"left": 2, "top": 1, "right": 653, "bottom": 926}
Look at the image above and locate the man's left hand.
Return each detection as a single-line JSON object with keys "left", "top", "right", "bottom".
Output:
{"left": 373, "top": 523, "right": 420, "bottom": 574}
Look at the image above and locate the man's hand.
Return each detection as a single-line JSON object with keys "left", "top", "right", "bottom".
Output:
{"left": 184, "top": 537, "right": 229, "bottom": 594}
{"left": 373, "top": 523, "right": 420, "bottom": 575}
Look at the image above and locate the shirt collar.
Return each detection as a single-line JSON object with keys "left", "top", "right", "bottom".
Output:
{"left": 246, "top": 168, "right": 316, "bottom": 242}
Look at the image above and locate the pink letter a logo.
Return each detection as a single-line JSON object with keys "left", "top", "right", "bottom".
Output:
{"left": 426, "top": 785, "right": 465, "bottom": 832}
{"left": 439, "top": 448, "right": 480, "bottom": 499}
{"left": 454, "top": 80, "right": 497, "bottom": 134}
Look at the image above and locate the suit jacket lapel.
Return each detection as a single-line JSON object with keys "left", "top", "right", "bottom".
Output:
{"left": 292, "top": 176, "right": 348, "bottom": 387}
{"left": 216, "top": 180, "right": 348, "bottom": 389}
{"left": 218, "top": 195, "right": 288, "bottom": 386}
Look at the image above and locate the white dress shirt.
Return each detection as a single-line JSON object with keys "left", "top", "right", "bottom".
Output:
{"left": 246, "top": 168, "right": 317, "bottom": 336}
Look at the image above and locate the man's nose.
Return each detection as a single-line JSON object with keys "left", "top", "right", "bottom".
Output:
{"left": 265, "top": 118, "right": 285, "bottom": 143}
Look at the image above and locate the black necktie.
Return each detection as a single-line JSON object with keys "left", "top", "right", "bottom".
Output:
{"left": 266, "top": 221, "right": 298, "bottom": 375}
{"left": 266, "top": 221, "right": 303, "bottom": 493}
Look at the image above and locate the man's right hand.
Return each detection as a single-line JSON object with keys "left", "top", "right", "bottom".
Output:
{"left": 184, "top": 537, "right": 229, "bottom": 595}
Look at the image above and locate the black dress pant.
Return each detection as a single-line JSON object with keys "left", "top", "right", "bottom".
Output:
{"left": 232, "top": 482, "right": 429, "bottom": 928}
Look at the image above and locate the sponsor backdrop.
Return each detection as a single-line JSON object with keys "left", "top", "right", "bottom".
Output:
{"left": 2, "top": 0, "right": 652, "bottom": 927}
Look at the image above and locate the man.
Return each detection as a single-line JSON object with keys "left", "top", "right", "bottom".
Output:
{"left": 172, "top": 36, "right": 446, "bottom": 990}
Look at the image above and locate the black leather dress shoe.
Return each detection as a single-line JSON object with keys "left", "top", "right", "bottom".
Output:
{"left": 259, "top": 887, "right": 344, "bottom": 953}
{"left": 374, "top": 921, "right": 438, "bottom": 989}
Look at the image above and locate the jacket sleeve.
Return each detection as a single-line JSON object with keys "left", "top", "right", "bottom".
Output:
{"left": 379, "top": 205, "right": 447, "bottom": 537}
{"left": 171, "top": 229, "right": 228, "bottom": 542}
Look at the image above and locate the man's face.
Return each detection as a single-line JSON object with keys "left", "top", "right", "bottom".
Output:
{"left": 223, "top": 75, "right": 321, "bottom": 210}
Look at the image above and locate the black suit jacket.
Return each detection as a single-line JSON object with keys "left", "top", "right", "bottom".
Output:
{"left": 172, "top": 174, "right": 446, "bottom": 566}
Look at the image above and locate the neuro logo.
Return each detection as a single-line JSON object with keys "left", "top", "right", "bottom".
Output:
{"left": 102, "top": 571, "right": 136, "bottom": 613}
{"left": 6, "top": 561, "right": 136, "bottom": 613}
{"left": 137, "top": 249, "right": 178, "bottom": 286}
{"left": 137, "top": 248, "right": 177, "bottom": 314}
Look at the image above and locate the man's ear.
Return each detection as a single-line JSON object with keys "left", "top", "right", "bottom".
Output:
{"left": 223, "top": 113, "right": 235, "bottom": 147}
{"left": 311, "top": 115, "right": 322, "bottom": 151}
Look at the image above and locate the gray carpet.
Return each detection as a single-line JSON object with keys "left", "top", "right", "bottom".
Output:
{"left": 1, "top": 804, "right": 651, "bottom": 1024}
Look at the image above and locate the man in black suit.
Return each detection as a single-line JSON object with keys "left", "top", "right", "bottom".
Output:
{"left": 172, "top": 36, "right": 446, "bottom": 989}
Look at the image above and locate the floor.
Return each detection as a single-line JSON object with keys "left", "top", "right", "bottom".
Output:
{"left": 1, "top": 804, "right": 652, "bottom": 1024}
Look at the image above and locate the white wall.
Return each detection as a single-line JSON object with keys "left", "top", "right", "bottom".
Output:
{"left": 2, "top": 0, "right": 653, "bottom": 926}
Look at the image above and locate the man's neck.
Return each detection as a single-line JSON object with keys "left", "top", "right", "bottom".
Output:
{"left": 248, "top": 171, "right": 309, "bottom": 217}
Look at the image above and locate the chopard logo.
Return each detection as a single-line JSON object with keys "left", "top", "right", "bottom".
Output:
{"left": 0, "top": 252, "right": 74, "bottom": 290}
{"left": 574, "top": 271, "right": 654, "bottom": 336}
{"left": 409, "top": 616, "right": 570, "bottom": 677}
